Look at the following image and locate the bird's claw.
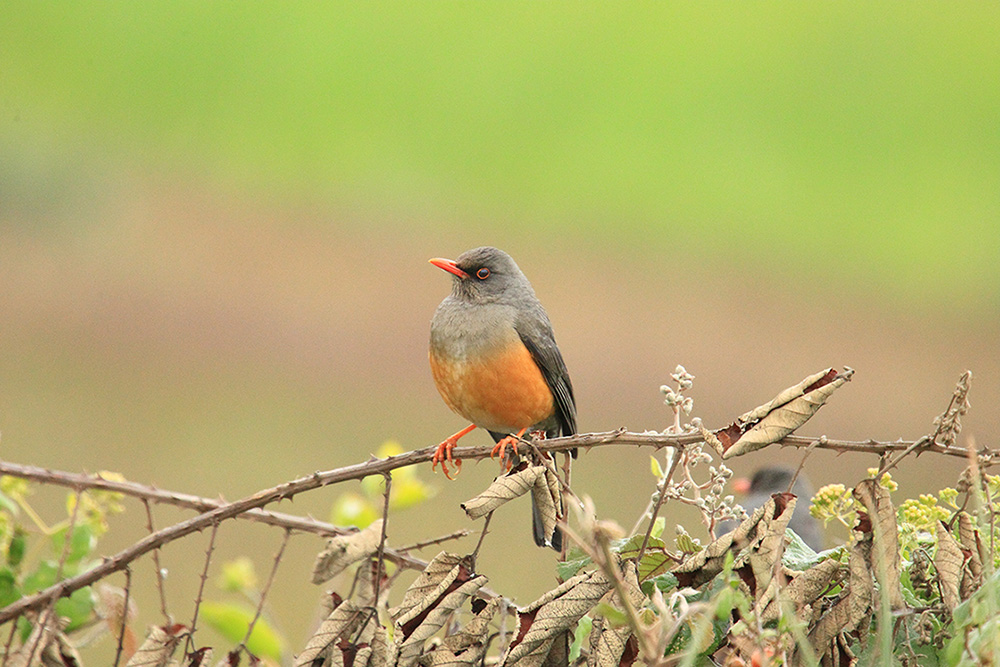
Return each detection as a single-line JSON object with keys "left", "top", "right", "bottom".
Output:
{"left": 490, "top": 436, "right": 520, "bottom": 471}
{"left": 432, "top": 439, "right": 462, "bottom": 480}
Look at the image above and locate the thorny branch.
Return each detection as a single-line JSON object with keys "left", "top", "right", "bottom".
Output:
{"left": 0, "top": 370, "right": 991, "bottom": 631}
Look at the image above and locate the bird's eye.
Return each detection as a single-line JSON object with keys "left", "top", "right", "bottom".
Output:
{"left": 476, "top": 267, "right": 490, "bottom": 280}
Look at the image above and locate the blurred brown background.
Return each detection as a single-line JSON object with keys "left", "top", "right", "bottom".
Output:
{"left": 2, "top": 3, "right": 998, "bottom": 659}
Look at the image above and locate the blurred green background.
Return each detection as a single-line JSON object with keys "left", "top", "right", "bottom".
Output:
{"left": 2, "top": 2, "right": 998, "bottom": 660}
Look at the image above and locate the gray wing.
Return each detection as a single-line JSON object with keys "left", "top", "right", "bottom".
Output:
{"left": 515, "top": 312, "right": 576, "bottom": 438}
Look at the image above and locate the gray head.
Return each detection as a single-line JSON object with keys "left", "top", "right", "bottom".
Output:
{"left": 429, "top": 246, "right": 537, "bottom": 305}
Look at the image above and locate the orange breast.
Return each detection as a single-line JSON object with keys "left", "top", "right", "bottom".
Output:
{"left": 430, "top": 340, "right": 554, "bottom": 433}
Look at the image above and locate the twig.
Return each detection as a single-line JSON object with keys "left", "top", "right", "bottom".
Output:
{"left": 26, "top": 487, "right": 84, "bottom": 662}
{"left": 2, "top": 615, "right": 16, "bottom": 665}
{"left": 239, "top": 529, "right": 291, "bottom": 657}
{"left": 637, "top": 449, "right": 683, "bottom": 563}
{"left": 184, "top": 521, "right": 219, "bottom": 658}
{"left": 112, "top": 567, "right": 132, "bottom": 667}
{"left": 471, "top": 512, "right": 494, "bottom": 567}
{"left": 142, "top": 499, "right": 171, "bottom": 624}
{"left": 0, "top": 461, "right": 349, "bottom": 538}
{"left": 54, "top": 486, "right": 83, "bottom": 581}
{"left": 788, "top": 437, "right": 824, "bottom": 493}
{"left": 396, "top": 529, "right": 471, "bottom": 553}
{"left": 371, "top": 473, "right": 392, "bottom": 609}
{"left": 354, "top": 474, "right": 393, "bottom": 647}
{"left": 0, "top": 451, "right": 453, "bottom": 624}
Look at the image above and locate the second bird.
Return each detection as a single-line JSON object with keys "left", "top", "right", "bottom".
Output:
{"left": 428, "top": 246, "right": 576, "bottom": 549}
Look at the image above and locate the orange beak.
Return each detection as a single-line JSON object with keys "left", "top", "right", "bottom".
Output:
{"left": 429, "top": 257, "right": 469, "bottom": 279}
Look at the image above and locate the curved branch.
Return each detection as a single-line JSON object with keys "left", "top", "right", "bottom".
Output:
{"left": 2, "top": 420, "right": 992, "bottom": 624}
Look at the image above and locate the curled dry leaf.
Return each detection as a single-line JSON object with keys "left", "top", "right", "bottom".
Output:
{"left": 807, "top": 536, "right": 873, "bottom": 656}
{"left": 417, "top": 598, "right": 498, "bottom": 667}
{"left": 185, "top": 647, "right": 213, "bottom": 666}
{"left": 10, "top": 616, "right": 83, "bottom": 667}
{"left": 294, "top": 599, "right": 368, "bottom": 667}
{"left": 852, "top": 480, "right": 904, "bottom": 610}
{"left": 744, "top": 495, "right": 796, "bottom": 603}
{"left": 461, "top": 465, "right": 544, "bottom": 519}
{"left": 956, "top": 511, "right": 984, "bottom": 599}
{"left": 7, "top": 611, "right": 59, "bottom": 667}
{"left": 531, "top": 468, "right": 564, "bottom": 549}
{"left": 391, "top": 552, "right": 488, "bottom": 667}
{"left": 500, "top": 568, "right": 615, "bottom": 667}
{"left": 934, "top": 521, "right": 964, "bottom": 612}
{"left": 124, "top": 624, "right": 188, "bottom": 667}
{"left": 675, "top": 494, "right": 794, "bottom": 589}
{"left": 759, "top": 558, "right": 841, "bottom": 625}
{"left": 589, "top": 562, "right": 644, "bottom": 667}
{"left": 311, "top": 519, "right": 384, "bottom": 585}
{"left": 707, "top": 368, "right": 853, "bottom": 459}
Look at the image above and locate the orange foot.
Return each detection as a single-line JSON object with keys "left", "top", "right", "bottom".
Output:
{"left": 491, "top": 427, "right": 529, "bottom": 469}
{"left": 432, "top": 424, "right": 477, "bottom": 480}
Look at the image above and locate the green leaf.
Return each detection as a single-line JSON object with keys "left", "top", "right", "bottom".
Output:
{"left": 640, "top": 573, "right": 678, "bottom": 597}
{"left": 7, "top": 529, "right": 27, "bottom": 568}
{"left": 637, "top": 549, "right": 673, "bottom": 581}
{"left": 0, "top": 569, "right": 20, "bottom": 608}
{"left": 200, "top": 601, "right": 285, "bottom": 661}
{"left": 50, "top": 524, "right": 96, "bottom": 564}
{"left": 22, "top": 560, "right": 57, "bottom": 593}
{"left": 55, "top": 586, "right": 95, "bottom": 631}
{"left": 329, "top": 492, "right": 379, "bottom": 529}
{"left": 650, "top": 456, "right": 665, "bottom": 479}
{"left": 568, "top": 615, "right": 592, "bottom": 664}
{"left": 594, "top": 602, "right": 629, "bottom": 628}
{"left": 388, "top": 477, "right": 433, "bottom": 511}
{"left": 617, "top": 534, "right": 666, "bottom": 559}
{"left": 556, "top": 553, "right": 592, "bottom": 581}
{"left": 782, "top": 529, "right": 844, "bottom": 571}
{"left": 218, "top": 558, "right": 257, "bottom": 593}
{"left": 650, "top": 517, "right": 666, "bottom": 539}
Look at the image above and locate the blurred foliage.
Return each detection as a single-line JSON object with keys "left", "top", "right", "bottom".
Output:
{"left": 330, "top": 440, "right": 435, "bottom": 528}
{"left": 2, "top": 3, "right": 999, "bottom": 306}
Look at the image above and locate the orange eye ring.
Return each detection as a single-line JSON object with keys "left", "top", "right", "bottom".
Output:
{"left": 476, "top": 268, "right": 490, "bottom": 280}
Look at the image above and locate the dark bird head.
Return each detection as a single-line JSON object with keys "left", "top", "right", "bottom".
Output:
{"left": 429, "top": 246, "right": 537, "bottom": 305}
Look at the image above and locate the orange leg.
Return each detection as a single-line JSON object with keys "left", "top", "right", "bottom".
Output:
{"left": 491, "top": 427, "right": 529, "bottom": 468}
{"left": 432, "top": 424, "right": 477, "bottom": 480}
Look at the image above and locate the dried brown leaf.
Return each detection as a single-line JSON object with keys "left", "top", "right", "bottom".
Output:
{"left": 461, "top": 465, "right": 545, "bottom": 519}
{"left": 746, "top": 495, "right": 796, "bottom": 599}
{"left": 391, "top": 553, "right": 476, "bottom": 627}
{"left": 311, "top": 519, "right": 384, "bottom": 585}
{"left": 808, "top": 537, "right": 873, "bottom": 655}
{"left": 394, "top": 578, "right": 487, "bottom": 667}
{"left": 531, "top": 468, "right": 564, "bottom": 549}
{"left": 6, "top": 612, "right": 59, "bottom": 667}
{"left": 956, "top": 511, "right": 984, "bottom": 599}
{"left": 125, "top": 624, "right": 188, "bottom": 667}
{"left": 589, "top": 562, "right": 644, "bottom": 667}
{"left": 710, "top": 368, "right": 853, "bottom": 459}
{"left": 934, "top": 521, "right": 963, "bottom": 612}
{"left": 416, "top": 597, "right": 498, "bottom": 667}
{"left": 852, "top": 479, "right": 904, "bottom": 610}
{"left": 390, "top": 553, "right": 488, "bottom": 667}
{"left": 932, "top": 371, "right": 971, "bottom": 448}
{"left": 184, "top": 647, "right": 213, "bottom": 666}
{"left": 760, "top": 558, "right": 841, "bottom": 625}
{"left": 295, "top": 599, "right": 367, "bottom": 667}
{"left": 501, "top": 568, "right": 615, "bottom": 667}
{"left": 45, "top": 631, "right": 83, "bottom": 667}
{"left": 675, "top": 494, "right": 793, "bottom": 589}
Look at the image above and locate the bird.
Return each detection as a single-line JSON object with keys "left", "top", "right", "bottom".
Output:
{"left": 719, "top": 466, "right": 824, "bottom": 551}
{"left": 428, "top": 246, "right": 576, "bottom": 549}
